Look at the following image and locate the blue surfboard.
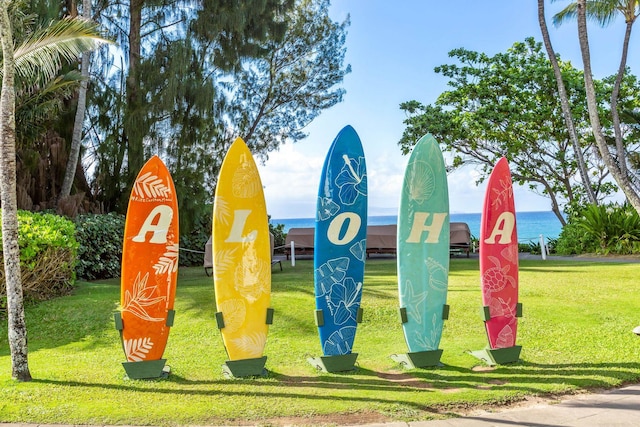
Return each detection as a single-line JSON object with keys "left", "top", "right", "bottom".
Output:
{"left": 309, "top": 125, "right": 367, "bottom": 372}
{"left": 392, "top": 134, "right": 449, "bottom": 368}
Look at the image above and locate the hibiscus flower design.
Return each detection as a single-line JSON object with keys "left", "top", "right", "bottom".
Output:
{"left": 335, "top": 155, "right": 367, "bottom": 205}
{"left": 328, "top": 277, "right": 362, "bottom": 325}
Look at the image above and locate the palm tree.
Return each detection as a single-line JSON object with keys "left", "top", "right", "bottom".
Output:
{"left": 60, "top": 0, "right": 92, "bottom": 202}
{"left": 0, "top": 3, "right": 108, "bottom": 381}
{"left": 554, "top": 0, "right": 639, "bottom": 179}
{"left": 538, "top": 0, "right": 597, "bottom": 204}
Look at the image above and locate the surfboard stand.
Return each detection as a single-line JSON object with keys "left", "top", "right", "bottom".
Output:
{"left": 307, "top": 353, "right": 358, "bottom": 373}
{"left": 122, "top": 359, "right": 170, "bottom": 380}
{"left": 222, "top": 356, "right": 268, "bottom": 378}
{"left": 390, "top": 349, "right": 444, "bottom": 369}
{"left": 469, "top": 345, "right": 522, "bottom": 366}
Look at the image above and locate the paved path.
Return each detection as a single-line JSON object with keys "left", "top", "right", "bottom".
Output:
{"left": 350, "top": 383, "right": 640, "bottom": 426}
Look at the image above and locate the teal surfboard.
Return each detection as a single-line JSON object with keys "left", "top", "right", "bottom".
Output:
{"left": 392, "top": 134, "right": 449, "bottom": 368}
{"left": 309, "top": 125, "right": 367, "bottom": 373}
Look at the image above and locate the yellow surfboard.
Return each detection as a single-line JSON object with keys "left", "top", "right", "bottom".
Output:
{"left": 212, "top": 137, "right": 272, "bottom": 376}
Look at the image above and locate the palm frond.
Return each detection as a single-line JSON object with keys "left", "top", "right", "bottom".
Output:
{"left": 12, "top": 17, "right": 111, "bottom": 84}
{"left": 552, "top": 0, "right": 631, "bottom": 27}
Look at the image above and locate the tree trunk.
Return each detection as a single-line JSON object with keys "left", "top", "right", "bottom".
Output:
{"left": 59, "top": 0, "right": 92, "bottom": 202}
{"left": 610, "top": 20, "right": 634, "bottom": 178}
{"left": 538, "top": 0, "right": 596, "bottom": 205}
{"left": 0, "top": 1, "right": 32, "bottom": 382}
{"left": 577, "top": 0, "right": 640, "bottom": 213}
{"left": 125, "top": 0, "right": 145, "bottom": 187}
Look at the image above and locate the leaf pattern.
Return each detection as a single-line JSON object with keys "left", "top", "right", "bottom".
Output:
{"left": 153, "top": 244, "right": 179, "bottom": 275}
{"left": 213, "top": 248, "right": 238, "bottom": 282}
{"left": 315, "top": 257, "right": 350, "bottom": 295}
{"left": 335, "top": 155, "right": 367, "bottom": 205}
{"left": 232, "top": 159, "right": 261, "bottom": 198}
{"left": 122, "top": 272, "right": 165, "bottom": 321}
{"left": 490, "top": 178, "right": 514, "bottom": 209}
{"left": 317, "top": 197, "right": 340, "bottom": 221}
{"left": 124, "top": 337, "right": 154, "bottom": 362}
{"left": 232, "top": 331, "right": 267, "bottom": 358}
{"left": 323, "top": 326, "right": 356, "bottom": 356}
{"left": 134, "top": 172, "right": 171, "bottom": 199}
{"left": 219, "top": 299, "right": 247, "bottom": 333}
{"left": 349, "top": 238, "right": 367, "bottom": 262}
{"left": 213, "top": 196, "right": 231, "bottom": 227}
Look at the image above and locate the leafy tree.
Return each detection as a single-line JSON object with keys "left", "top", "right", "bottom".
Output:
{"left": 87, "top": 0, "right": 349, "bottom": 237}
{"left": 399, "top": 38, "right": 618, "bottom": 224}
{"left": 88, "top": 0, "right": 295, "bottom": 218}
{"left": 227, "top": 0, "right": 351, "bottom": 154}
{"left": 0, "top": 2, "right": 106, "bottom": 381}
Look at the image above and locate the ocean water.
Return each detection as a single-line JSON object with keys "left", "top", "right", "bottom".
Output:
{"left": 271, "top": 211, "right": 563, "bottom": 243}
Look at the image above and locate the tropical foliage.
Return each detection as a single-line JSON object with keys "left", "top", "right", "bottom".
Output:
{"left": 0, "top": 210, "right": 78, "bottom": 315}
{"left": 556, "top": 203, "right": 640, "bottom": 254}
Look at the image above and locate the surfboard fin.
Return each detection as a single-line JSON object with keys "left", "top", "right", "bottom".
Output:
{"left": 516, "top": 302, "right": 523, "bottom": 317}
{"left": 356, "top": 307, "right": 363, "bottom": 323}
{"left": 215, "top": 311, "right": 225, "bottom": 329}
{"left": 398, "top": 307, "right": 408, "bottom": 324}
{"left": 442, "top": 304, "right": 450, "bottom": 320}
{"left": 481, "top": 306, "right": 491, "bottom": 321}
{"left": 113, "top": 312, "right": 123, "bottom": 330}
{"left": 314, "top": 309, "right": 324, "bottom": 327}
{"left": 166, "top": 309, "right": 175, "bottom": 327}
{"left": 266, "top": 307, "right": 274, "bottom": 325}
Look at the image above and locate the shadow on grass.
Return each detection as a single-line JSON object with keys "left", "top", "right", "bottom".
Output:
{"left": 28, "top": 360, "right": 640, "bottom": 403}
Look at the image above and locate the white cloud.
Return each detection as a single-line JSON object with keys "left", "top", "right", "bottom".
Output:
{"left": 257, "top": 144, "right": 324, "bottom": 219}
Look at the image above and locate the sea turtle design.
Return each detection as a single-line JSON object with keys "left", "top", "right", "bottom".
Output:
{"left": 482, "top": 255, "right": 516, "bottom": 293}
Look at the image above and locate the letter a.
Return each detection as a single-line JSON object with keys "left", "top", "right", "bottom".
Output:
{"left": 406, "top": 212, "right": 448, "bottom": 243}
{"left": 132, "top": 205, "right": 174, "bottom": 243}
{"left": 483, "top": 212, "right": 515, "bottom": 244}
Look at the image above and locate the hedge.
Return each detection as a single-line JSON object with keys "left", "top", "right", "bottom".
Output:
{"left": 0, "top": 210, "right": 78, "bottom": 314}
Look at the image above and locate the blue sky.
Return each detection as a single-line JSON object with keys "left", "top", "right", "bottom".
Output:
{"left": 257, "top": 1, "right": 636, "bottom": 219}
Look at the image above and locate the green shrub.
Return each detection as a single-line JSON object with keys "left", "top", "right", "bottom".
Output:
{"left": 269, "top": 219, "right": 286, "bottom": 254}
{"left": 556, "top": 203, "right": 640, "bottom": 255}
{"left": 179, "top": 210, "right": 211, "bottom": 267}
{"left": 74, "top": 213, "right": 125, "bottom": 280}
{"left": 0, "top": 210, "right": 79, "bottom": 313}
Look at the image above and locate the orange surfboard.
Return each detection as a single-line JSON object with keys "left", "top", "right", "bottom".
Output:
{"left": 116, "top": 155, "right": 179, "bottom": 379}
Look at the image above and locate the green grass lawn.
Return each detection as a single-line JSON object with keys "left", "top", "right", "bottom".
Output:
{"left": 2, "top": 257, "right": 640, "bottom": 425}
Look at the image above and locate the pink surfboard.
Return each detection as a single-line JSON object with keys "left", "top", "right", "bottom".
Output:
{"left": 474, "top": 157, "right": 521, "bottom": 364}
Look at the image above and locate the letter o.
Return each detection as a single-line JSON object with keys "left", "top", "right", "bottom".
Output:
{"left": 327, "top": 212, "right": 361, "bottom": 245}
